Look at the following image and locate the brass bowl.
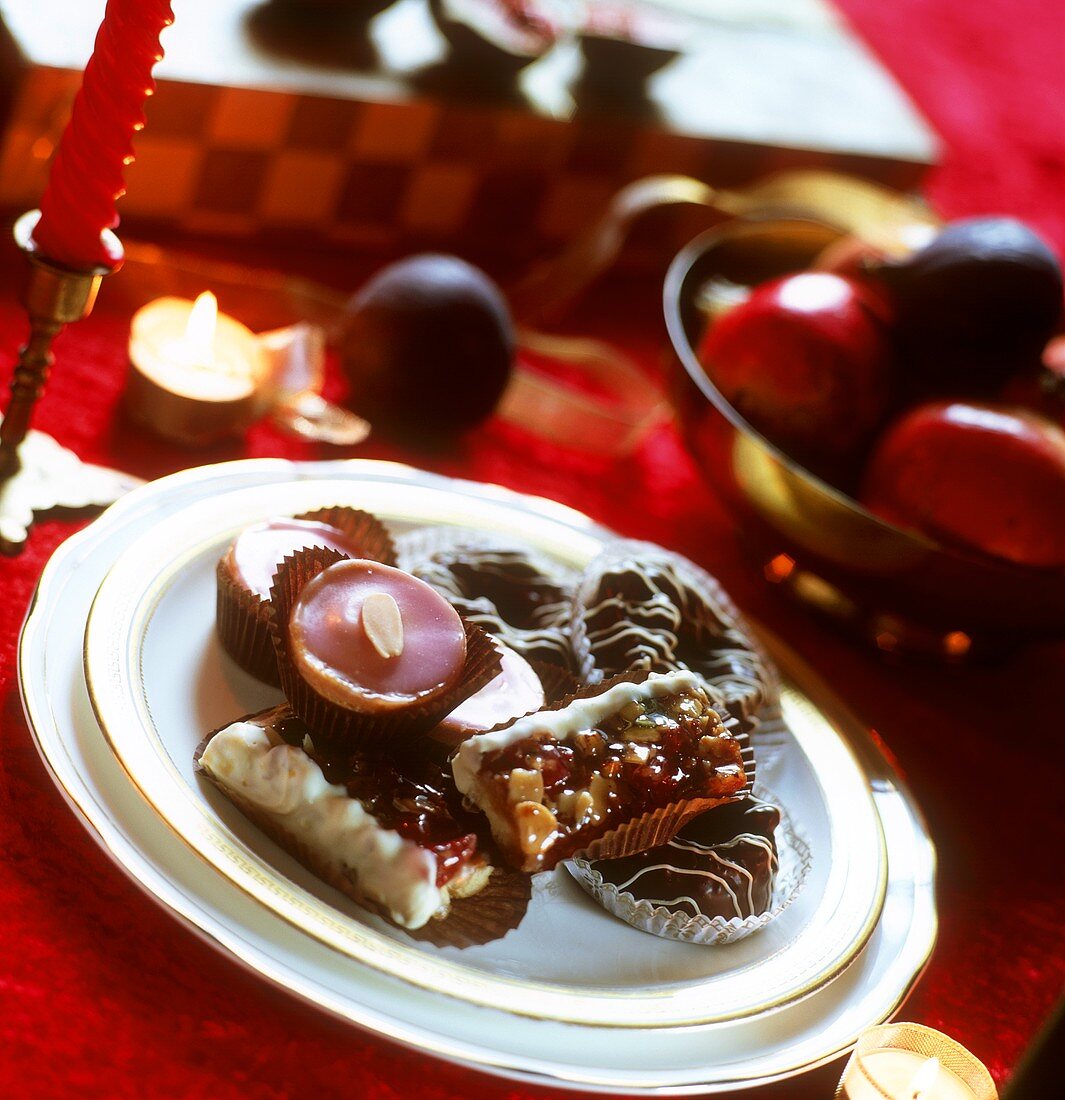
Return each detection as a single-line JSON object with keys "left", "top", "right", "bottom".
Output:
{"left": 663, "top": 218, "right": 1065, "bottom": 657}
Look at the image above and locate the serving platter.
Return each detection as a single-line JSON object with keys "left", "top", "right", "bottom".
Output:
{"left": 20, "top": 459, "right": 937, "bottom": 1092}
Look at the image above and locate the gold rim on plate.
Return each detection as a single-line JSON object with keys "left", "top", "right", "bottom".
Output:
{"left": 82, "top": 473, "right": 888, "bottom": 1030}
{"left": 18, "top": 459, "right": 937, "bottom": 1092}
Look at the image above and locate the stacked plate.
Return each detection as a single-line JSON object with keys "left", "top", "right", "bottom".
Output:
{"left": 19, "top": 459, "right": 936, "bottom": 1094}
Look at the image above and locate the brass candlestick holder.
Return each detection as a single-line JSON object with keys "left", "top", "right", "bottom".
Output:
{"left": 0, "top": 211, "right": 141, "bottom": 555}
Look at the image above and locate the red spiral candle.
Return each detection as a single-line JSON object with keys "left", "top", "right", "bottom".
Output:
{"left": 32, "top": 0, "right": 174, "bottom": 271}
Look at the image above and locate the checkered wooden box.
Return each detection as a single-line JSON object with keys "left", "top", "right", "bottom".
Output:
{"left": 0, "top": 0, "right": 933, "bottom": 262}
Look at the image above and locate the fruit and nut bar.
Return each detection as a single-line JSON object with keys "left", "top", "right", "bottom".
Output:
{"left": 452, "top": 671, "right": 746, "bottom": 873}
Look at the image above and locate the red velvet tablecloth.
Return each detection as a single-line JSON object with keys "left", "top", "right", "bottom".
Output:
{"left": 2, "top": 2, "right": 1064, "bottom": 1096}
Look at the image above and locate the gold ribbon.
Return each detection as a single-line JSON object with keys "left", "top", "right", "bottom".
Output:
{"left": 510, "top": 170, "right": 936, "bottom": 326}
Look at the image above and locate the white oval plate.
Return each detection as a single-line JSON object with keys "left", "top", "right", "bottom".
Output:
{"left": 21, "top": 459, "right": 937, "bottom": 1092}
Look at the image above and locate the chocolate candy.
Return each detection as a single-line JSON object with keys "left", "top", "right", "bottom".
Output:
{"left": 572, "top": 541, "right": 772, "bottom": 736}
{"left": 224, "top": 517, "right": 366, "bottom": 600}
{"left": 271, "top": 547, "right": 504, "bottom": 756}
{"left": 196, "top": 705, "right": 493, "bottom": 930}
{"left": 430, "top": 641, "right": 544, "bottom": 750}
{"left": 290, "top": 559, "right": 468, "bottom": 712}
{"left": 216, "top": 507, "right": 395, "bottom": 686}
{"left": 588, "top": 797, "right": 780, "bottom": 921}
{"left": 408, "top": 540, "right": 574, "bottom": 668}
{"left": 452, "top": 669, "right": 746, "bottom": 873}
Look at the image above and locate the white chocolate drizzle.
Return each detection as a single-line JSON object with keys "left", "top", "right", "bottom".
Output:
{"left": 608, "top": 831, "right": 778, "bottom": 919}
{"left": 452, "top": 669, "right": 714, "bottom": 796}
{"left": 572, "top": 543, "right": 772, "bottom": 736}
{"left": 410, "top": 544, "right": 573, "bottom": 667}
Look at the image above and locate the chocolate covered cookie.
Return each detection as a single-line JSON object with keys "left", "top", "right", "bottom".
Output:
{"left": 572, "top": 541, "right": 774, "bottom": 736}
{"left": 568, "top": 788, "right": 810, "bottom": 945}
{"left": 400, "top": 530, "right": 575, "bottom": 669}
{"left": 587, "top": 797, "right": 780, "bottom": 921}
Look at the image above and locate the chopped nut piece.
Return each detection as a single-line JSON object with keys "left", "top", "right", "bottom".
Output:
{"left": 588, "top": 774, "right": 618, "bottom": 816}
{"left": 675, "top": 695, "right": 705, "bottom": 719}
{"left": 627, "top": 711, "right": 679, "bottom": 741}
{"left": 619, "top": 700, "right": 643, "bottom": 722}
{"left": 572, "top": 789, "right": 596, "bottom": 827}
{"left": 507, "top": 767, "right": 544, "bottom": 804}
{"left": 621, "top": 742, "right": 652, "bottom": 764}
{"left": 515, "top": 801, "right": 559, "bottom": 855}
{"left": 573, "top": 730, "right": 607, "bottom": 758}
{"left": 360, "top": 592, "right": 404, "bottom": 659}
{"left": 700, "top": 759, "right": 744, "bottom": 778}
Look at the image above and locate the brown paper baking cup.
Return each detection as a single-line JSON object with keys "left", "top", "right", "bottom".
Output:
{"left": 215, "top": 506, "right": 396, "bottom": 686}
{"left": 294, "top": 506, "right": 397, "bottom": 566}
{"left": 571, "top": 540, "right": 777, "bottom": 738}
{"left": 402, "top": 865, "right": 532, "bottom": 949}
{"left": 527, "top": 658, "right": 582, "bottom": 705}
{"left": 216, "top": 559, "right": 283, "bottom": 685}
{"left": 574, "top": 794, "right": 744, "bottom": 865}
{"left": 269, "top": 549, "right": 503, "bottom": 756}
{"left": 543, "top": 667, "right": 651, "bottom": 713}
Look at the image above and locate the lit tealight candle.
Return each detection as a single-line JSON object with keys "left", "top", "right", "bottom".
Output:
{"left": 125, "top": 292, "right": 267, "bottom": 445}
{"left": 838, "top": 1025, "right": 997, "bottom": 1100}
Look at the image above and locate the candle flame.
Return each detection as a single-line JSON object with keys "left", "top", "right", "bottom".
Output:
{"left": 910, "top": 1056, "right": 940, "bottom": 1099}
{"left": 184, "top": 292, "right": 218, "bottom": 367}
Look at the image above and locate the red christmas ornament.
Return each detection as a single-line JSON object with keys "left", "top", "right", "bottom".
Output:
{"left": 861, "top": 401, "right": 1065, "bottom": 567}
{"left": 697, "top": 272, "right": 893, "bottom": 473}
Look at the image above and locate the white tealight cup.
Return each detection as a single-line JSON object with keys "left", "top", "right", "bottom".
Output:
{"left": 126, "top": 292, "right": 267, "bottom": 445}
{"left": 837, "top": 1023, "right": 997, "bottom": 1100}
